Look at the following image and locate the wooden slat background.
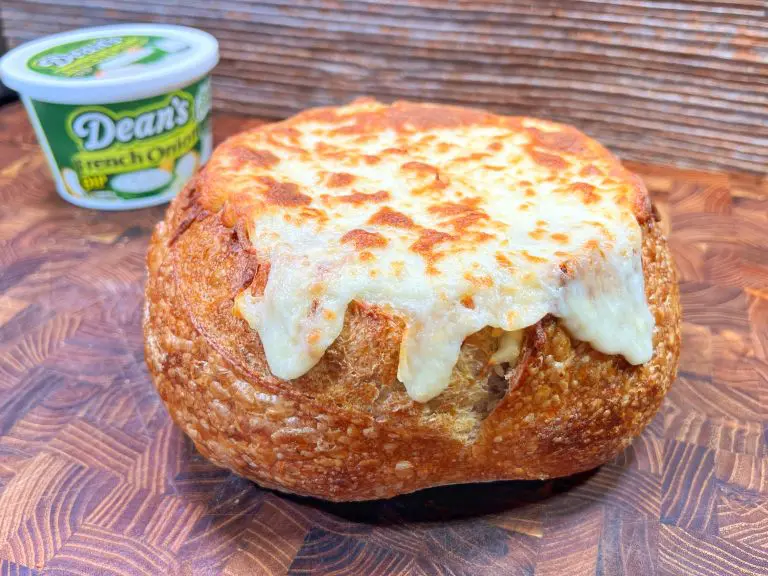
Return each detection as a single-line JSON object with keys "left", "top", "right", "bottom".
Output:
{"left": 2, "top": 0, "right": 767, "bottom": 174}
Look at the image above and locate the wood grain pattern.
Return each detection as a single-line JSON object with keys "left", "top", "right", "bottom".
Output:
{"left": 1, "top": 1, "right": 767, "bottom": 174}
{"left": 0, "top": 101, "right": 767, "bottom": 574}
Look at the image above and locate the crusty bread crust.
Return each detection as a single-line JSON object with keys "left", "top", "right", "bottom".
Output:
{"left": 144, "top": 172, "right": 680, "bottom": 502}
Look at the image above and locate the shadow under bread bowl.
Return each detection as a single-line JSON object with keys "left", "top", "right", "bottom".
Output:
{"left": 144, "top": 99, "right": 681, "bottom": 502}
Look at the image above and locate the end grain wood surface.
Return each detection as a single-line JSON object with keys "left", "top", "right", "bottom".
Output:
{"left": 0, "top": 103, "right": 767, "bottom": 575}
{"left": 2, "top": 0, "right": 767, "bottom": 175}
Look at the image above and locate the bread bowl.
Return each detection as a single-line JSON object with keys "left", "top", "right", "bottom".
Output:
{"left": 143, "top": 98, "right": 680, "bottom": 501}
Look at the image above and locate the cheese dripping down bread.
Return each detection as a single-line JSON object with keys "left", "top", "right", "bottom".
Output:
{"left": 201, "top": 99, "right": 654, "bottom": 402}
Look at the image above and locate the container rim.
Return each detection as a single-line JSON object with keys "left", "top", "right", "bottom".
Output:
{"left": 0, "top": 24, "right": 219, "bottom": 104}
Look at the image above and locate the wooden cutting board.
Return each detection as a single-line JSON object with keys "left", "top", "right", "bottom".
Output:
{"left": 0, "top": 102, "right": 766, "bottom": 576}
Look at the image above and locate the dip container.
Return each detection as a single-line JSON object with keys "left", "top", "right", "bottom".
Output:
{"left": 0, "top": 24, "right": 218, "bottom": 210}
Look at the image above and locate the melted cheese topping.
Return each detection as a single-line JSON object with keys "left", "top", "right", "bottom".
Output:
{"left": 490, "top": 330, "right": 524, "bottom": 366}
{"left": 203, "top": 99, "right": 654, "bottom": 402}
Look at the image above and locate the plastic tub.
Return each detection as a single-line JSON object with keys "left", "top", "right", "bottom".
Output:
{"left": 0, "top": 24, "right": 219, "bottom": 210}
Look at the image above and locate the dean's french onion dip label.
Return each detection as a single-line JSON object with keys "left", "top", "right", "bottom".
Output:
{"left": 28, "top": 77, "right": 212, "bottom": 201}
{"left": 27, "top": 35, "right": 190, "bottom": 78}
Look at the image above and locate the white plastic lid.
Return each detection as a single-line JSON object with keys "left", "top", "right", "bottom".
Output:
{"left": 0, "top": 24, "right": 219, "bottom": 104}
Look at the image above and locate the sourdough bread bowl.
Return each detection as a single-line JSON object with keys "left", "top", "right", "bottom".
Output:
{"left": 144, "top": 99, "right": 680, "bottom": 501}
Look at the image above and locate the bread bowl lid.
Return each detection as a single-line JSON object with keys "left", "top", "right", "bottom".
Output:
{"left": 204, "top": 99, "right": 656, "bottom": 402}
{"left": 0, "top": 24, "right": 219, "bottom": 104}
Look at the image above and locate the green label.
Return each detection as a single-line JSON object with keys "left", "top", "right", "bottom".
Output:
{"left": 28, "top": 35, "right": 190, "bottom": 79}
{"left": 30, "top": 77, "right": 213, "bottom": 202}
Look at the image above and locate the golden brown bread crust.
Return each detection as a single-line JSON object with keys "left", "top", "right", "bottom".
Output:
{"left": 144, "top": 173, "right": 681, "bottom": 501}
